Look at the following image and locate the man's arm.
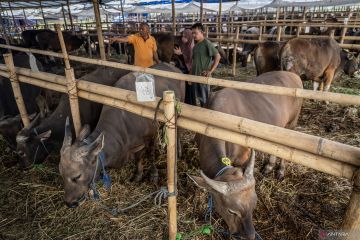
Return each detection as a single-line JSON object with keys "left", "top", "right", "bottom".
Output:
{"left": 153, "top": 51, "right": 160, "bottom": 64}
{"left": 110, "top": 36, "right": 129, "bottom": 44}
{"left": 202, "top": 53, "right": 221, "bottom": 77}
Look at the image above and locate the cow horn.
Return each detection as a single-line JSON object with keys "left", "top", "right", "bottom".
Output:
{"left": 27, "top": 113, "right": 40, "bottom": 129}
{"left": 200, "top": 171, "right": 229, "bottom": 195}
{"left": 244, "top": 149, "right": 256, "bottom": 179}
{"left": 62, "top": 116, "right": 72, "bottom": 148}
{"left": 77, "top": 124, "right": 90, "bottom": 142}
{"left": 77, "top": 132, "right": 104, "bottom": 157}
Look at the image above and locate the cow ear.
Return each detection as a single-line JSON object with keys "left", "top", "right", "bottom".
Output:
{"left": 188, "top": 174, "right": 212, "bottom": 191}
{"left": 89, "top": 133, "right": 104, "bottom": 158}
{"left": 36, "top": 130, "right": 52, "bottom": 141}
{"left": 347, "top": 52, "right": 354, "bottom": 60}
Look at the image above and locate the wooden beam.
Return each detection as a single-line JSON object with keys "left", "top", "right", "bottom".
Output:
{"left": 92, "top": 0, "right": 106, "bottom": 60}
{"left": 164, "top": 91, "right": 177, "bottom": 240}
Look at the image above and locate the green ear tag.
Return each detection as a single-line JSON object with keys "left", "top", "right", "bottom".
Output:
{"left": 221, "top": 157, "right": 232, "bottom": 166}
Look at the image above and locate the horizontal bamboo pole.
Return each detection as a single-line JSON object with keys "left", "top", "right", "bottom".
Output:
{"left": 77, "top": 90, "right": 356, "bottom": 180}
{"left": 0, "top": 68, "right": 355, "bottom": 179}
{"left": 66, "top": 58, "right": 360, "bottom": 105}
{"left": 0, "top": 44, "right": 63, "bottom": 58}
{"left": 3, "top": 67, "right": 358, "bottom": 167}
{"left": 74, "top": 76, "right": 360, "bottom": 167}
{"left": 1, "top": 44, "right": 360, "bottom": 106}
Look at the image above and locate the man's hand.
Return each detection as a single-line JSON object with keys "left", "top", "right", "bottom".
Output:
{"left": 174, "top": 46, "right": 182, "bottom": 55}
{"left": 109, "top": 38, "right": 117, "bottom": 44}
{"left": 201, "top": 70, "right": 212, "bottom": 77}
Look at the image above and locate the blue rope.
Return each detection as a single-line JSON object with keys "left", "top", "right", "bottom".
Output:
{"left": 89, "top": 150, "right": 112, "bottom": 201}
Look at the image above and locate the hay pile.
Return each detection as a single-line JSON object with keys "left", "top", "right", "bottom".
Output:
{"left": 0, "top": 65, "right": 358, "bottom": 240}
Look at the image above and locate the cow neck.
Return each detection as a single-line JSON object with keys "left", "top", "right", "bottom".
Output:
{"left": 200, "top": 139, "right": 230, "bottom": 179}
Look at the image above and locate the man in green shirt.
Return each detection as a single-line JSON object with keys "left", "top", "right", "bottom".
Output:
{"left": 189, "top": 23, "right": 221, "bottom": 107}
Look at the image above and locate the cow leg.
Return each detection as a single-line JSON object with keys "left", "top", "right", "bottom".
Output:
{"left": 149, "top": 163, "right": 159, "bottom": 185}
{"left": 319, "top": 82, "right": 324, "bottom": 91}
{"left": 148, "top": 139, "right": 159, "bottom": 184}
{"left": 324, "top": 69, "right": 335, "bottom": 92}
{"left": 276, "top": 159, "right": 286, "bottom": 180}
{"left": 262, "top": 155, "right": 277, "bottom": 176}
{"left": 131, "top": 149, "right": 146, "bottom": 183}
{"left": 313, "top": 81, "right": 320, "bottom": 91}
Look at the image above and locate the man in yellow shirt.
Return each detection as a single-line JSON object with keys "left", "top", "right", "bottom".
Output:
{"left": 110, "top": 23, "right": 160, "bottom": 68}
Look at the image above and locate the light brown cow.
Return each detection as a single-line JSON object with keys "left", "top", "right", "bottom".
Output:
{"left": 280, "top": 38, "right": 341, "bottom": 91}
{"left": 190, "top": 71, "right": 303, "bottom": 240}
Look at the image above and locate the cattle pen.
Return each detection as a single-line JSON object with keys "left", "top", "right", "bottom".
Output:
{"left": 0, "top": 0, "right": 360, "bottom": 240}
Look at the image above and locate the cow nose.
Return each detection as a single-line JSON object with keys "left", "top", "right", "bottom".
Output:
{"left": 66, "top": 201, "right": 79, "bottom": 208}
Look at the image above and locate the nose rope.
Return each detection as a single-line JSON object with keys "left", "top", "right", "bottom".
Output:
{"left": 28, "top": 128, "right": 50, "bottom": 167}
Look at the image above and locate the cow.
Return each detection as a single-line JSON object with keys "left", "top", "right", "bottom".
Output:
{"left": 339, "top": 50, "right": 360, "bottom": 78}
{"left": 58, "top": 63, "right": 185, "bottom": 208}
{"left": 35, "top": 30, "right": 86, "bottom": 52}
{"left": 189, "top": 71, "right": 303, "bottom": 239}
{"left": 238, "top": 27, "right": 260, "bottom": 67}
{"left": 15, "top": 67, "right": 130, "bottom": 169}
{"left": 281, "top": 38, "right": 360, "bottom": 91}
{"left": 254, "top": 41, "right": 284, "bottom": 75}
{"left": 0, "top": 52, "right": 62, "bottom": 149}
{"left": 21, "top": 29, "right": 53, "bottom": 48}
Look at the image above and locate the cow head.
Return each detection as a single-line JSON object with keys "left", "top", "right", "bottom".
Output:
{"left": 343, "top": 52, "right": 360, "bottom": 77}
{"left": 189, "top": 150, "right": 257, "bottom": 240}
{"left": 0, "top": 115, "right": 23, "bottom": 149}
{"left": 59, "top": 118, "right": 104, "bottom": 208}
{"left": 16, "top": 114, "right": 51, "bottom": 169}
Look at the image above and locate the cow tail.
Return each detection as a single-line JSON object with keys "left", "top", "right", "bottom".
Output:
{"left": 280, "top": 44, "right": 293, "bottom": 71}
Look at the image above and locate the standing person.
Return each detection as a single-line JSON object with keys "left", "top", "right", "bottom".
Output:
{"left": 190, "top": 23, "right": 221, "bottom": 107}
{"left": 174, "top": 28, "right": 196, "bottom": 104}
{"left": 110, "top": 23, "right": 160, "bottom": 68}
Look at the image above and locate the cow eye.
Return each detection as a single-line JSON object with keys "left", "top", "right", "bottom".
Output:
{"left": 71, "top": 174, "right": 81, "bottom": 182}
{"left": 228, "top": 209, "right": 241, "bottom": 217}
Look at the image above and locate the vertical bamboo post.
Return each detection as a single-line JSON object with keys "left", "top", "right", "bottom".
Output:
{"left": 342, "top": 169, "right": 360, "bottom": 238}
{"left": 171, "top": 0, "right": 176, "bottom": 35}
{"left": 39, "top": 1, "right": 47, "bottom": 29}
{"left": 163, "top": 91, "right": 177, "bottom": 240}
{"left": 67, "top": 0, "right": 74, "bottom": 31}
{"left": 55, "top": 24, "right": 71, "bottom": 69}
{"left": 259, "top": 23, "right": 263, "bottom": 41}
{"left": 275, "top": 7, "right": 280, "bottom": 23}
{"left": 3, "top": 53, "right": 30, "bottom": 127}
{"left": 65, "top": 68, "right": 82, "bottom": 137}
{"left": 218, "top": 0, "right": 222, "bottom": 34}
{"left": 23, "top": 8, "right": 27, "bottom": 28}
{"left": 120, "top": 0, "right": 125, "bottom": 25}
{"left": 61, "top": 5, "right": 68, "bottom": 30}
{"left": 276, "top": 25, "right": 282, "bottom": 41}
{"left": 205, "top": 25, "right": 209, "bottom": 38}
{"left": 232, "top": 26, "right": 239, "bottom": 77}
{"left": 8, "top": 2, "right": 17, "bottom": 30}
{"left": 92, "top": 0, "right": 106, "bottom": 60}
{"left": 340, "top": 26, "right": 348, "bottom": 44}
{"left": 200, "top": 0, "right": 203, "bottom": 23}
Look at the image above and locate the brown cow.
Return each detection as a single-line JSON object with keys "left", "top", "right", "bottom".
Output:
{"left": 254, "top": 41, "right": 284, "bottom": 75}
{"left": 281, "top": 38, "right": 360, "bottom": 91}
{"left": 59, "top": 63, "right": 185, "bottom": 208}
{"left": 281, "top": 38, "right": 341, "bottom": 91}
{"left": 189, "top": 71, "right": 303, "bottom": 239}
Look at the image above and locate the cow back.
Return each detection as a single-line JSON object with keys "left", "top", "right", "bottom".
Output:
{"left": 207, "top": 71, "right": 303, "bottom": 128}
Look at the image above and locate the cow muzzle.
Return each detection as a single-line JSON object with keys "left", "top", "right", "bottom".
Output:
{"left": 65, "top": 194, "right": 86, "bottom": 208}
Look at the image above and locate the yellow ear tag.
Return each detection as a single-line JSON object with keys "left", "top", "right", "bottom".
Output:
{"left": 221, "top": 157, "right": 232, "bottom": 166}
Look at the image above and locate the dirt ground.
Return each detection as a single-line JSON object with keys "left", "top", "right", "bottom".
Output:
{"left": 0, "top": 62, "right": 359, "bottom": 240}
